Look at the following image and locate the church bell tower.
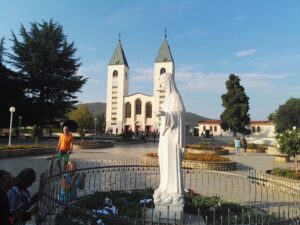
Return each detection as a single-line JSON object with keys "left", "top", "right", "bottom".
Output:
{"left": 105, "top": 39, "right": 129, "bottom": 134}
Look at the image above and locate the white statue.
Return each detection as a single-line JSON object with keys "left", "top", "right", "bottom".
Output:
{"left": 153, "top": 72, "right": 185, "bottom": 205}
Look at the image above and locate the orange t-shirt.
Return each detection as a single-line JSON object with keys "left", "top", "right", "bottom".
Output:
{"left": 58, "top": 133, "right": 73, "bottom": 153}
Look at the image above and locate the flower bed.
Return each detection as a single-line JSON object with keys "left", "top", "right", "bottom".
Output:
{"left": 73, "top": 141, "right": 114, "bottom": 150}
{"left": 0, "top": 145, "right": 56, "bottom": 158}
{"left": 143, "top": 152, "right": 236, "bottom": 171}
{"left": 185, "top": 141, "right": 229, "bottom": 155}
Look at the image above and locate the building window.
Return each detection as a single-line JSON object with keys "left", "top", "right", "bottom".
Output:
{"left": 214, "top": 126, "right": 217, "bottom": 132}
{"left": 135, "top": 99, "right": 142, "bottom": 115}
{"left": 252, "top": 127, "right": 256, "bottom": 133}
{"left": 125, "top": 102, "right": 131, "bottom": 118}
{"left": 146, "top": 102, "right": 152, "bottom": 118}
{"left": 203, "top": 126, "right": 206, "bottom": 131}
{"left": 125, "top": 72, "right": 128, "bottom": 79}
{"left": 210, "top": 126, "right": 212, "bottom": 131}
{"left": 160, "top": 68, "right": 166, "bottom": 75}
{"left": 257, "top": 126, "right": 261, "bottom": 132}
{"left": 113, "top": 70, "right": 118, "bottom": 78}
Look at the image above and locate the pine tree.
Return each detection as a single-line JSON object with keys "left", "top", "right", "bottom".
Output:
{"left": 9, "top": 20, "right": 87, "bottom": 126}
{"left": 0, "top": 38, "right": 27, "bottom": 127}
{"left": 220, "top": 74, "right": 250, "bottom": 137}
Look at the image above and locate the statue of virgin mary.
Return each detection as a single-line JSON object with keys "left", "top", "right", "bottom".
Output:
{"left": 153, "top": 72, "right": 186, "bottom": 205}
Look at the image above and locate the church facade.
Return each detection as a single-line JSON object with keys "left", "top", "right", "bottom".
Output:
{"left": 105, "top": 38, "right": 174, "bottom": 134}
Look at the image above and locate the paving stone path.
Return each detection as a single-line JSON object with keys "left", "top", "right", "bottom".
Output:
{"left": 1, "top": 137, "right": 299, "bottom": 225}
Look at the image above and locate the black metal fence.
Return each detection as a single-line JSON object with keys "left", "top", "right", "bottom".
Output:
{"left": 36, "top": 160, "right": 300, "bottom": 225}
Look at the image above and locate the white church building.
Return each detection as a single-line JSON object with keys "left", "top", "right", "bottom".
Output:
{"left": 105, "top": 37, "right": 174, "bottom": 134}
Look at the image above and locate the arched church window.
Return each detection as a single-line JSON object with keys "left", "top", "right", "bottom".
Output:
{"left": 257, "top": 126, "right": 261, "bottom": 132}
{"left": 252, "top": 126, "right": 256, "bottom": 133}
{"left": 160, "top": 68, "right": 166, "bottom": 75}
{"left": 125, "top": 102, "right": 131, "bottom": 118}
{"left": 113, "top": 70, "right": 118, "bottom": 78}
{"left": 135, "top": 99, "right": 142, "bottom": 115}
{"left": 145, "top": 102, "right": 152, "bottom": 118}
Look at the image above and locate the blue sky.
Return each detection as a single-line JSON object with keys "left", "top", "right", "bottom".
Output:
{"left": 1, "top": 0, "right": 300, "bottom": 120}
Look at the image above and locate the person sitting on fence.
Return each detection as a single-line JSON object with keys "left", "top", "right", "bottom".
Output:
{"left": 58, "top": 161, "right": 86, "bottom": 202}
{"left": 7, "top": 168, "right": 38, "bottom": 225}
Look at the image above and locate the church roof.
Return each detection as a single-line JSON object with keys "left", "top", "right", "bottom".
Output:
{"left": 155, "top": 38, "right": 174, "bottom": 63}
{"left": 109, "top": 41, "right": 129, "bottom": 67}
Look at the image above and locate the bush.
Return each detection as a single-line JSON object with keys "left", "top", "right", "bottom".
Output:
{"left": 121, "top": 131, "right": 134, "bottom": 140}
{"left": 272, "top": 167, "right": 300, "bottom": 180}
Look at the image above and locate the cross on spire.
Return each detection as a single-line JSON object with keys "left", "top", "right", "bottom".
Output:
{"left": 118, "top": 33, "right": 121, "bottom": 42}
{"left": 164, "top": 28, "right": 167, "bottom": 39}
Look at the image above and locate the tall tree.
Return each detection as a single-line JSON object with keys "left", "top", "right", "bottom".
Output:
{"left": 271, "top": 98, "right": 300, "bottom": 132}
{"left": 220, "top": 74, "right": 250, "bottom": 137}
{"left": 0, "top": 38, "right": 27, "bottom": 128}
{"left": 9, "top": 20, "right": 87, "bottom": 126}
{"left": 68, "top": 104, "right": 93, "bottom": 130}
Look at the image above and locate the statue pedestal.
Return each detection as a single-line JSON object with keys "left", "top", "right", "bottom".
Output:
{"left": 154, "top": 203, "right": 184, "bottom": 221}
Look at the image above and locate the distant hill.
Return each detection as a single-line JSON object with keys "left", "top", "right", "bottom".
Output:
{"left": 186, "top": 112, "right": 210, "bottom": 128}
{"left": 76, "top": 102, "right": 209, "bottom": 127}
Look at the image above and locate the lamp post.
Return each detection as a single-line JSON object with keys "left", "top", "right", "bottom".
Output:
{"left": 8, "top": 106, "right": 16, "bottom": 146}
{"left": 94, "top": 118, "right": 97, "bottom": 141}
{"left": 18, "top": 116, "right": 22, "bottom": 143}
{"left": 60, "top": 122, "right": 64, "bottom": 131}
{"left": 293, "top": 126, "right": 296, "bottom": 131}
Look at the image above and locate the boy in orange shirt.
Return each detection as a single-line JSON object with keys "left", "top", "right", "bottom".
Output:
{"left": 56, "top": 126, "right": 73, "bottom": 172}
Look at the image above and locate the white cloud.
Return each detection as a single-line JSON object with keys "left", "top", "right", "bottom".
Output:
{"left": 235, "top": 49, "right": 257, "bottom": 58}
{"left": 173, "top": 65, "right": 292, "bottom": 95}
{"left": 131, "top": 67, "right": 154, "bottom": 82}
{"left": 78, "top": 61, "right": 106, "bottom": 76}
{"left": 78, "top": 44, "right": 96, "bottom": 52}
{"left": 220, "top": 60, "right": 231, "bottom": 65}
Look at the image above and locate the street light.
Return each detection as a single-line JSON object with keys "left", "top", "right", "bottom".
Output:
{"left": 18, "top": 116, "right": 22, "bottom": 143}
{"left": 8, "top": 106, "right": 16, "bottom": 146}
{"left": 94, "top": 117, "right": 97, "bottom": 141}
{"left": 293, "top": 126, "right": 296, "bottom": 131}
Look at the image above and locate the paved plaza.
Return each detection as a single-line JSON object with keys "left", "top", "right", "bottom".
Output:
{"left": 0, "top": 138, "right": 299, "bottom": 225}
{"left": 0, "top": 138, "right": 298, "bottom": 193}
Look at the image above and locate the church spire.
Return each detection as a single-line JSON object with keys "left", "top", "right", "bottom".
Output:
{"left": 109, "top": 36, "right": 129, "bottom": 67}
{"left": 155, "top": 32, "right": 174, "bottom": 63}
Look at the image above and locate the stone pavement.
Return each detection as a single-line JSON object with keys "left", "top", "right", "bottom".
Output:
{"left": 0, "top": 138, "right": 298, "bottom": 225}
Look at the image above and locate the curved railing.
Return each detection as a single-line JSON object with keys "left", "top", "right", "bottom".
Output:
{"left": 36, "top": 160, "right": 300, "bottom": 225}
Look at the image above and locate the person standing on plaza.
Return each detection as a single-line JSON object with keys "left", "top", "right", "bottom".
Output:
{"left": 234, "top": 136, "right": 241, "bottom": 155}
{"left": 56, "top": 126, "right": 73, "bottom": 172}
{"left": 241, "top": 136, "right": 247, "bottom": 155}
